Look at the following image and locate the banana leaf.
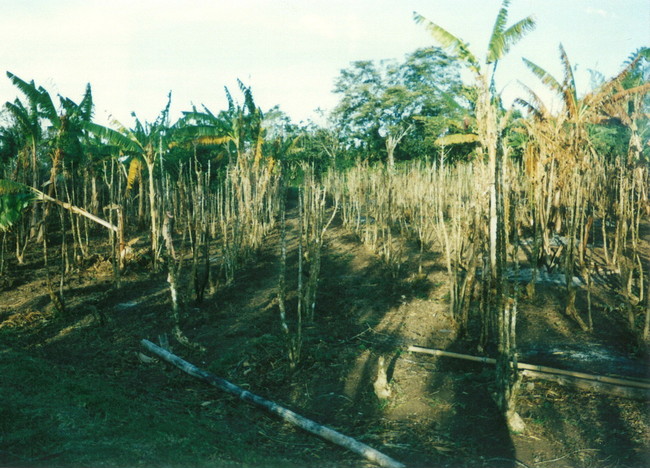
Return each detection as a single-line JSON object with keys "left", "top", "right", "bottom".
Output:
{"left": 0, "top": 180, "right": 35, "bottom": 232}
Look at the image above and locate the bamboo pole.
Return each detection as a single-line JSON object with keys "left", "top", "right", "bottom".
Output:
{"left": 141, "top": 339, "right": 405, "bottom": 468}
{"left": 407, "top": 345, "right": 650, "bottom": 390}
{"left": 520, "top": 369, "right": 650, "bottom": 400}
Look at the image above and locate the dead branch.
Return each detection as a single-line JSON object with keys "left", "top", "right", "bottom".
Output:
{"left": 30, "top": 185, "right": 118, "bottom": 232}
{"left": 141, "top": 339, "right": 405, "bottom": 468}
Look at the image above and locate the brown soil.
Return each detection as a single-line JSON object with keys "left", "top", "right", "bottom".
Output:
{"left": 1, "top": 207, "right": 649, "bottom": 467}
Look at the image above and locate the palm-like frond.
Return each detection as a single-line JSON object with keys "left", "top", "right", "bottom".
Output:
{"left": 224, "top": 86, "right": 235, "bottom": 112}
{"left": 177, "top": 106, "right": 236, "bottom": 149}
{"left": 514, "top": 99, "right": 544, "bottom": 122}
{"left": 202, "top": 104, "right": 218, "bottom": 120}
{"left": 59, "top": 96, "right": 79, "bottom": 117}
{"left": 5, "top": 101, "right": 37, "bottom": 136}
{"left": 485, "top": 0, "right": 535, "bottom": 64}
{"left": 596, "top": 82, "right": 650, "bottom": 124}
{"left": 78, "top": 83, "right": 94, "bottom": 122}
{"left": 559, "top": 44, "right": 578, "bottom": 117}
{"left": 130, "top": 114, "right": 145, "bottom": 137}
{"left": 608, "top": 82, "right": 650, "bottom": 104}
{"left": 111, "top": 118, "right": 149, "bottom": 148}
{"left": 150, "top": 92, "right": 172, "bottom": 130}
{"left": 496, "top": 17, "right": 536, "bottom": 60}
{"left": 184, "top": 124, "right": 231, "bottom": 138}
{"left": 515, "top": 81, "right": 551, "bottom": 120}
{"left": 6, "top": 73, "right": 41, "bottom": 108}
{"left": 522, "top": 58, "right": 563, "bottom": 95}
{"left": 486, "top": 0, "right": 511, "bottom": 63}
{"left": 413, "top": 12, "right": 480, "bottom": 74}
{"left": 238, "top": 79, "right": 257, "bottom": 116}
{"left": 286, "top": 135, "right": 303, "bottom": 155}
{"left": 623, "top": 46, "right": 650, "bottom": 67}
{"left": 179, "top": 111, "right": 213, "bottom": 126}
{"left": 592, "top": 47, "right": 648, "bottom": 100}
{"left": 513, "top": 97, "right": 538, "bottom": 118}
{"left": 82, "top": 121, "right": 143, "bottom": 153}
{"left": 36, "top": 87, "right": 60, "bottom": 127}
{"left": 0, "top": 179, "right": 28, "bottom": 196}
{"left": 6, "top": 72, "right": 60, "bottom": 128}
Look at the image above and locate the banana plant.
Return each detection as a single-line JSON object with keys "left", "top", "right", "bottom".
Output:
{"left": 6, "top": 73, "right": 61, "bottom": 194}
{"left": 518, "top": 46, "right": 649, "bottom": 157}
{"left": 176, "top": 80, "right": 264, "bottom": 168}
{"left": 83, "top": 94, "right": 172, "bottom": 266}
{"left": 414, "top": 0, "right": 535, "bottom": 283}
{"left": 5, "top": 73, "right": 100, "bottom": 265}
{"left": 414, "top": 0, "right": 535, "bottom": 432}
{"left": 517, "top": 46, "right": 650, "bottom": 333}
{"left": 174, "top": 104, "right": 234, "bottom": 167}
{"left": 6, "top": 73, "right": 97, "bottom": 206}
{"left": 516, "top": 46, "right": 649, "bottom": 240}
{"left": 3, "top": 98, "right": 42, "bottom": 187}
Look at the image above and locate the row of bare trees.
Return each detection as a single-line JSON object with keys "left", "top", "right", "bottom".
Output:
{"left": 319, "top": 1, "right": 649, "bottom": 431}
{"left": 0, "top": 70, "right": 340, "bottom": 368}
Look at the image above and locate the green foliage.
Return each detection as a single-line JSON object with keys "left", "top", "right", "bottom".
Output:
{"left": 0, "top": 179, "right": 34, "bottom": 231}
{"left": 5, "top": 71, "right": 100, "bottom": 185}
{"left": 588, "top": 122, "right": 632, "bottom": 162}
{"left": 175, "top": 80, "right": 264, "bottom": 167}
{"left": 414, "top": 0, "right": 536, "bottom": 77}
{"left": 83, "top": 120, "right": 143, "bottom": 154}
{"left": 412, "top": 12, "right": 480, "bottom": 75}
{"left": 486, "top": 1, "right": 536, "bottom": 65}
{"left": 332, "top": 46, "right": 465, "bottom": 163}
{"left": 415, "top": 0, "right": 536, "bottom": 164}
{"left": 0, "top": 126, "right": 22, "bottom": 171}
{"left": 6, "top": 71, "right": 60, "bottom": 128}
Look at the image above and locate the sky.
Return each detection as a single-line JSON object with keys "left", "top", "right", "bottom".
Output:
{"left": 1, "top": 0, "right": 648, "bottom": 127}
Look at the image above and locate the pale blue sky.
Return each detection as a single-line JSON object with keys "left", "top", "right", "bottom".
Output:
{"left": 1, "top": 0, "right": 648, "bottom": 127}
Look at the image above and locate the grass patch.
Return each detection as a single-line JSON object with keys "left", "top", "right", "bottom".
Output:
{"left": 0, "top": 347, "right": 313, "bottom": 467}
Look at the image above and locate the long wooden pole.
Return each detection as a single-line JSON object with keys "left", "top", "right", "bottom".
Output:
{"left": 407, "top": 345, "right": 650, "bottom": 390}
{"left": 30, "top": 186, "right": 118, "bottom": 232}
{"left": 520, "top": 369, "right": 650, "bottom": 400}
{"left": 141, "top": 339, "right": 405, "bottom": 468}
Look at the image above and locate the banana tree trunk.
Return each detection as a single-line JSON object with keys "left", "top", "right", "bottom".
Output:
{"left": 145, "top": 156, "right": 159, "bottom": 265}
{"left": 29, "top": 137, "right": 40, "bottom": 239}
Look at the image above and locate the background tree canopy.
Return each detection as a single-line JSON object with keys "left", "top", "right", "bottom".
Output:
{"left": 331, "top": 47, "right": 470, "bottom": 165}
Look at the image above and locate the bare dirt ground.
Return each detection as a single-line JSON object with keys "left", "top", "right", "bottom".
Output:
{"left": 1, "top": 206, "right": 649, "bottom": 467}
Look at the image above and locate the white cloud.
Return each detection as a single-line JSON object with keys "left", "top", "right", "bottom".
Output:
{"left": 585, "top": 7, "right": 614, "bottom": 18}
